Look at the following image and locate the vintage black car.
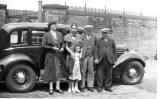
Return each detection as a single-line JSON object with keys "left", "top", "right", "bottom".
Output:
{"left": 0, "top": 23, "right": 145, "bottom": 93}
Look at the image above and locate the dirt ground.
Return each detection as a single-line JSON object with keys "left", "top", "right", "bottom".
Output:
{"left": 0, "top": 60, "right": 156, "bottom": 99}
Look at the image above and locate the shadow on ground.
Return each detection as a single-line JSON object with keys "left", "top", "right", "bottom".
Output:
{"left": 0, "top": 79, "right": 123, "bottom": 98}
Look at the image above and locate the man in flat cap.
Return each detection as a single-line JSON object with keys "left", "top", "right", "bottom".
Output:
{"left": 80, "top": 25, "right": 97, "bottom": 92}
{"left": 95, "top": 28, "right": 117, "bottom": 92}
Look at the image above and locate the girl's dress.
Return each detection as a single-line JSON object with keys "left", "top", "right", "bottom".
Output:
{"left": 69, "top": 52, "right": 82, "bottom": 80}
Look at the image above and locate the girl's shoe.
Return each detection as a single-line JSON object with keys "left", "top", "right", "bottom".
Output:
{"left": 72, "top": 88, "right": 75, "bottom": 93}
{"left": 75, "top": 88, "right": 80, "bottom": 93}
{"left": 49, "top": 89, "right": 53, "bottom": 95}
{"left": 68, "top": 88, "right": 72, "bottom": 93}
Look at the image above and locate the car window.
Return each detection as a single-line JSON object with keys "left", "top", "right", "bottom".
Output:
{"left": 31, "top": 31, "right": 45, "bottom": 44}
{"left": 21, "top": 31, "right": 28, "bottom": 43}
{"left": 10, "top": 31, "right": 18, "bottom": 44}
{"left": 10, "top": 30, "right": 29, "bottom": 45}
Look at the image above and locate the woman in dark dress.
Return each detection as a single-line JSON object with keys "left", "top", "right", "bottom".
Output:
{"left": 42, "top": 21, "right": 68, "bottom": 95}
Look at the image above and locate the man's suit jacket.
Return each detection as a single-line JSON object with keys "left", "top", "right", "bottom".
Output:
{"left": 81, "top": 34, "right": 97, "bottom": 60}
{"left": 96, "top": 37, "right": 117, "bottom": 64}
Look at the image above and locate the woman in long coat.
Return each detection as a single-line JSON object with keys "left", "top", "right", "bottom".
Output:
{"left": 42, "top": 21, "right": 68, "bottom": 95}
{"left": 64, "top": 24, "right": 82, "bottom": 93}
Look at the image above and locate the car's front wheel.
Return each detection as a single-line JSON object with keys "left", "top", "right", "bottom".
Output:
{"left": 121, "top": 61, "right": 144, "bottom": 85}
{"left": 5, "top": 63, "right": 36, "bottom": 92}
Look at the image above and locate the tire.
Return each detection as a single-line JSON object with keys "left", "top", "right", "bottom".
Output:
{"left": 121, "top": 61, "right": 144, "bottom": 85}
{"left": 5, "top": 63, "right": 36, "bottom": 93}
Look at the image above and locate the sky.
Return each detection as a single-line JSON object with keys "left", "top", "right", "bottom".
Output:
{"left": 0, "top": 0, "right": 158, "bottom": 17}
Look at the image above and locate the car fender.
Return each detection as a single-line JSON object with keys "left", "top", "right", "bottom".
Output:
{"left": 113, "top": 51, "right": 145, "bottom": 76}
{"left": 0, "top": 54, "right": 40, "bottom": 79}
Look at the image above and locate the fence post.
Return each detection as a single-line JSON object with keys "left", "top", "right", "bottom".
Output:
{"left": 85, "top": 3, "right": 86, "bottom": 11}
{"left": 38, "top": 1, "right": 42, "bottom": 22}
{"left": 123, "top": 8, "right": 125, "bottom": 18}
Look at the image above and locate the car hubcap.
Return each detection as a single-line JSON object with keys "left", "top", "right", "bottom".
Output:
{"left": 127, "top": 67, "right": 138, "bottom": 81}
{"left": 14, "top": 71, "right": 27, "bottom": 84}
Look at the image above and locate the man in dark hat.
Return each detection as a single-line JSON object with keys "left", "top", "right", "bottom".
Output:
{"left": 81, "top": 25, "right": 97, "bottom": 92}
{"left": 95, "top": 28, "right": 117, "bottom": 92}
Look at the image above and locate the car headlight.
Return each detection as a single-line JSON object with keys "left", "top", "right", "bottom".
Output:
{"left": 124, "top": 48, "right": 129, "bottom": 53}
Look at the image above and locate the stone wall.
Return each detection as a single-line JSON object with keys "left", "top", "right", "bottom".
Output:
{"left": 0, "top": 4, "right": 7, "bottom": 27}
{"left": 109, "top": 18, "right": 157, "bottom": 58}
{"left": 67, "top": 16, "right": 156, "bottom": 58}
{"left": 4, "top": 4, "right": 157, "bottom": 58}
{"left": 66, "top": 15, "right": 88, "bottom": 26}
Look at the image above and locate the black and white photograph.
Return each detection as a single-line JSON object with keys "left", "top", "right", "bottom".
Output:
{"left": 0, "top": 0, "right": 157, "bottom": 98}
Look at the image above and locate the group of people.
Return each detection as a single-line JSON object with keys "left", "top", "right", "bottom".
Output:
{"left": 42, "top": 21, "right": 117, "bottom": 95}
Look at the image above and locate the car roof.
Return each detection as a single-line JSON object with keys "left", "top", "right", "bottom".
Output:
{"left": 1, "top": 22, "right": 71, "bottom": 33}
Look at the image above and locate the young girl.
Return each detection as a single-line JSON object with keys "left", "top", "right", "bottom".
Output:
{"left": 67, "top": 44, "right": 82, "bottom": 93}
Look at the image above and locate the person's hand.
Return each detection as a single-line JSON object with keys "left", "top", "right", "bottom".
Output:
{"left": 52, "top": 47, "right": 59, "bottom": 51}
{"left": 59, "top": 48, "right": 64, "bottom": 52}
{"left": 114, "top": 61, "right": 117, "bottom": 65}
{"left": 95, "top": 59, "right": 99, "bottom": 64}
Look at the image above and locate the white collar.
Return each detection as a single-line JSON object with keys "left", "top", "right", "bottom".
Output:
{"left": 50, "top": 30, "right": 57, "bottom": 38}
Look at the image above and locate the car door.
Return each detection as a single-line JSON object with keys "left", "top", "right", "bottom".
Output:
{"left": 30, "top": 29, "right": 45, "bottom": 69}
{"left": 0, "top": 29, "right": 10, "bottom": 60}
{"left": 6, "top": 28, "right": 42, "bottom": 69}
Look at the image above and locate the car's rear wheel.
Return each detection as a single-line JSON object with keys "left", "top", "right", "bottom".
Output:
{"left": 121, "top": 61, "right": 144, "bottom": 85}
{"left": 5, "top": 63, "right": 36, "bottom": 92}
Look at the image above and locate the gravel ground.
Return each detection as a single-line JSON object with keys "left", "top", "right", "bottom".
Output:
{"left": 0, "top": 85, "right": 155, "bottom": 99}
{"left": 0, "top": 60, "right": 156, "bottom": 99}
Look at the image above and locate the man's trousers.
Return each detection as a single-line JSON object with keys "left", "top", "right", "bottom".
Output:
{"left": 97, "top": 56, "right": 113, "bottom": 88}
{"left": 81, "top": 56, "right": 94, "bottom": 88}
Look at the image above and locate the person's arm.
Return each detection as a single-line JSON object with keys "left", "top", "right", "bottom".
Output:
{"left": 66, "top": 43, "right": 75, "bottom": 58}
{"left": 80, "top": 49, "right": 83, "bottom": 59}
{"left": 42, "top": 33, "right": 59, "bottom": 50}
{"left": 42, "top": 33, "right": 52, "bottom": 49}
{"left": 112, "top": 39, "right": 117, "bottom": 62}
{"left": 59, "top": 32, "right": 65, "bottom": 51}
{"left": 94, "top": 37, "right": 97, "bottom": 59}
{"left": 94, "top": 38, "right": 99, "bottom": 64}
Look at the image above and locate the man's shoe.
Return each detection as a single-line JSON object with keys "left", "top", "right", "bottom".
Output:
{"left": 81, "top": 88, "right": 85, "bottom": 92}
{"left": 97, "top": 87, "right": 102, "bottom": 92}
{"left": 88, "top": 87, "right": 94, "bottom": 92}
{"left": 105, "top": 87, "right": 113, "bottom": 92}
{"left": 49, "top": 89, "right": 53, "bottom": 95}
{"left": 55, "top": 89, "right": 64, "bottom": 94}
